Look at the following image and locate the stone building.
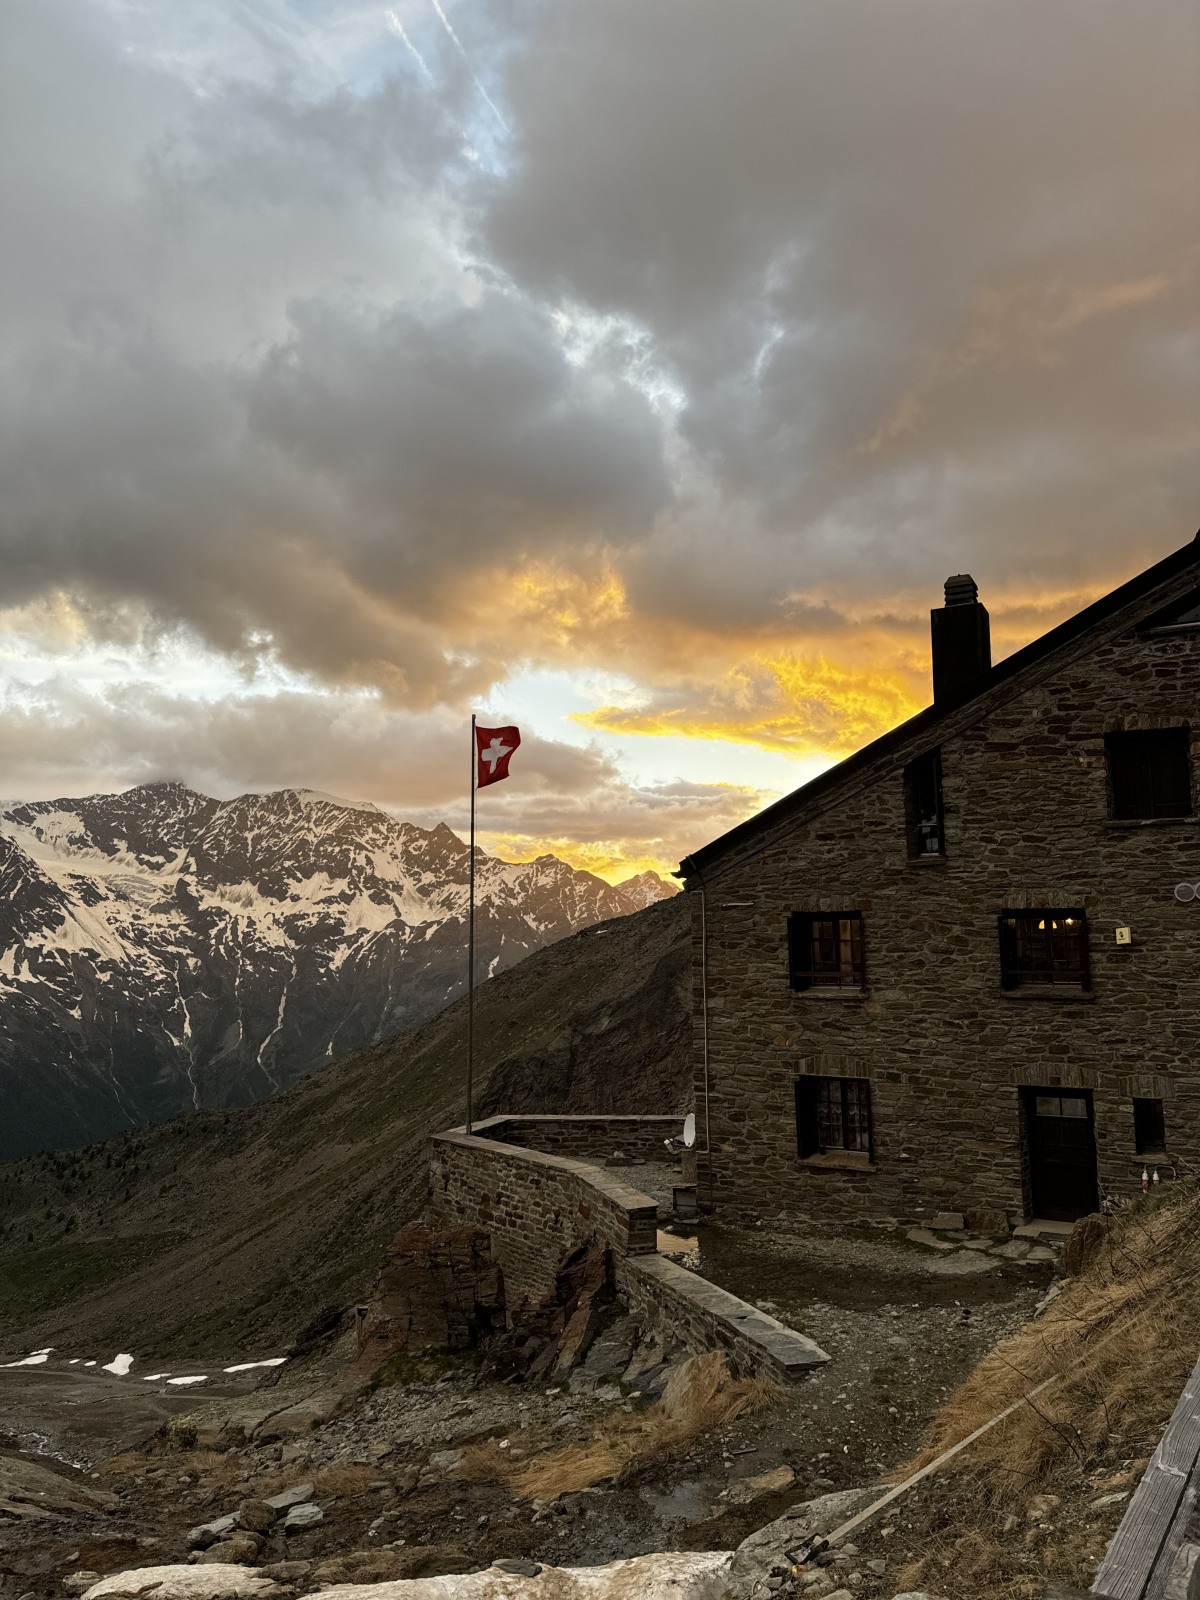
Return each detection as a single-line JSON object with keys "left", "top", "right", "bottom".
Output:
{"left": 678, "top": 532, "right": 1200, "bottom": 1227}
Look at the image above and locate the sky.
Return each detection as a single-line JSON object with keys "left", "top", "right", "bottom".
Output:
{"left": 1, "top": 0, "right": 1197, "bottom": 882}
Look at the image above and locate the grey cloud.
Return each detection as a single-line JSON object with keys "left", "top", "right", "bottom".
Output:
{"left": 0, "top": 0, "right": 670, "bottom": 705}
{"left": 486, "top": 0, "right": 1200, "bottom": 613}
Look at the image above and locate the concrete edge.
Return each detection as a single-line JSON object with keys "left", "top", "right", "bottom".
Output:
{"left": 628, "top": 1253, "right": 831, "bottom": 1376}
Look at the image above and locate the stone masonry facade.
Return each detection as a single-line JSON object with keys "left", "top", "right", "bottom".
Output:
{"left": 683, "top": 544, "right": 1200, "bottom": 1227}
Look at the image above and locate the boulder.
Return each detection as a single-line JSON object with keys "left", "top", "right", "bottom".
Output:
{"left": 282, "top": 1502, "right": 324, "bottom": 1532}
{"left": 63, "top": 1574, "right": 101, "bottom": 1595}
{"left": 198, "top": 1535, "right": 262, "bottom": 1566}
{"left": 314, "top": 1550, "right": 475, "bottom": 1585}
{"left": 187, "top": 1515, "right": 238, "bottom": 1550}
{"left": 732, "top": 1488, "right": 876, "bottom": 1584}
{"left": 81, "top": 1567, "right": 281, "bottom": 1599}
{"left": 1060, "top": 1212, "right": 1108, "bottom": 1278}
{"left": 310, "top": 1550, "right": 735, "bottom": 1597}
{"left": 263, "top": 1483, "right": 313, "bottom": 1512}
{"left": 237, "top": 1500, "right": 276, "bottom": 1535}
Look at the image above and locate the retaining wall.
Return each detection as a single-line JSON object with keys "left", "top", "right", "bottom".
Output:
{"left": 429, "top": 1118, "right": 828, "bottom": 1382}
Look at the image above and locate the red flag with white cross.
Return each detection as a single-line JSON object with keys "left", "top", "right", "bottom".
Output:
{"left": 475, "top": 724, "right": 521, "bottom": 789}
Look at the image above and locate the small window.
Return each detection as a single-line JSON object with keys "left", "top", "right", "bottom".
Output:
{"left": 998, "top": 909, "right": 1090, "bottom": 990}
{"left": 788, "top": 912, "right": 865, "bottom": 990}
{"left": 1106, "top": 728, "right": 1192, "bottom": 819}
{"left": 1133, "top": 1097, "right": 1166, "bottom": 1154}
{"left": 904, "top": 748, "right": 945, "bottom": 857}
{"left": 1035, "top": 1094, "right": 1089, "bottom": 1120}
{"left": 796, "top": 1076, "right": 872, "bottom": 1158}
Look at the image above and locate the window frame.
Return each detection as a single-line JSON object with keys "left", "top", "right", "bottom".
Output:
{"left": 1105, "top": 727, "right": 1193, "bottom": 821}
{"left": 998, "top": 908, "right": 1091, "bottom": 991}
{"left": 904, "top": 747, "right": 945, "bottom": 858}
{"left": 1133, "top": 1097, "right": 1167, "bottom": 1155}
{"left": 788, "top": 911, "right": 866, "bottom": 991}
{"left": 796, "top": 1075, "right": 873, "bottom": 1159}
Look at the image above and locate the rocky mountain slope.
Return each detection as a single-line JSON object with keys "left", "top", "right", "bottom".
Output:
{"left": 0, "top": 783, "right": 676, "bottom": 1158}
{"left": 0, "top": 894, "right": 691, "bottom": 1358}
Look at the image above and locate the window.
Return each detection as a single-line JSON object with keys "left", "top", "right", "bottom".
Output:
{"left": 1133, "top": 1097, "right": 1166, "bottom": 1155}
{"left": 904, "top": 748, "right": 945, "bottom": 857}
{"left": 788, "top": 912, "right": 865, "bottom": 990}
{"left": 998, "top": 909, "right": 1090, "bottom": 990}
{"left": 1106, "top": 728, "right": 1192, "bottom": 820}
{"left": 796, "top": 1076, "right": 872, "bottom": 1158}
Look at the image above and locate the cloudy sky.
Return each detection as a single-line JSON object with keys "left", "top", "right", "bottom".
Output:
{"left": 2, "top": 0, "right": 1197, "bottom": 880}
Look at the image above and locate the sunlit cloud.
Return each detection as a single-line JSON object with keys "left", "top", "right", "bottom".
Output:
{"left": 1, "top": 0, "right": 1197, "bottom": 873}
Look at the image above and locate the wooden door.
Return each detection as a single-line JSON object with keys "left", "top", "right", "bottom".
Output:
{"left": 1025, "top": 1089, "right": 1098, "bottom": 1221}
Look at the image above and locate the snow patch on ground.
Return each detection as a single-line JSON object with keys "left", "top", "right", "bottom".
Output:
{"left": 167, "top": 1375, "right": 208, "bottom": 1386}
{"left": 102, "top": 1353, "right": 134, "bottom": 1376}
{"left": 0, "top": 1348, "right": 53, "bottom": 1368}
{"left": 223, "top": 1358, "right": 286, "bottom": 1373}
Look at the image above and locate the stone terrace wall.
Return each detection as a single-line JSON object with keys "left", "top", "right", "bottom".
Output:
{"left": 429, "top": 1128, "right": 657, "bottom": 1302}
{"left": 428, "top": 1120, "right": 829, "bottom": 1381}
{"left": 470, "top": 1114, "right": 682, "bottom": 1163}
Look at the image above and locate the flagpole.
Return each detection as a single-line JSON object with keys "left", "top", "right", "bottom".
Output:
{"left": 466, "top": 712, "right": 476, "bottom": 1135}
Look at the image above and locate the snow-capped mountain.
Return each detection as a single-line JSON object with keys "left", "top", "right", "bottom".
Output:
{"left": 0, "top": 783, "right": 677, "bottom": 1158}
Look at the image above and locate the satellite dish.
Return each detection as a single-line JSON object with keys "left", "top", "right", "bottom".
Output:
{"left": 682, "top": 1113, "right": 696, "bottom": 1148}
{"left": 1175, "top": 883, "right": 1197, "bottom": 903}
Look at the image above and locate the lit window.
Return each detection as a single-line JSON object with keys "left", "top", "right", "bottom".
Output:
{"left": 998, "top": 909, "right": 1090, "bottom": 990}
{"left": 788, "top": 912, "right": 865, "bottom": 990}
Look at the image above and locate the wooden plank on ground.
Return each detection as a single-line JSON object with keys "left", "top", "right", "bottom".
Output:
{"left": 1093, "top": 1351, "right": 1200, "bottom": 1599}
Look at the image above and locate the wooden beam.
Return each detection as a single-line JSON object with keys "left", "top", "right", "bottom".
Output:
{"left": 1091, "top": 1350, "right": 1200, "bottom": 1599}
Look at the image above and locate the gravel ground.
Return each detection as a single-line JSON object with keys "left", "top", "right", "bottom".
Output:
{"left": 0, "top": 1220, "right": 1056, "bottom": 1598}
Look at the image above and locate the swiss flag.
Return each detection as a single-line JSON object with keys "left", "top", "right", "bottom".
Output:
{"left": 476, "top": 724, "right": 521, "bottom": 789}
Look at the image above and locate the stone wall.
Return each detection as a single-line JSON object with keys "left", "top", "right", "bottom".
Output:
{"left": 618, "top": 1254, "right": 827, "bottom": 1383}
{"left": 429, "top": 1120, "right": 828, "bottom": 1380}
{"left": 470, "top": 1114, "right": 682, "bottom": 1163}
{"left": 429, "top": 1128, "right": 657, "bottom": 1303}
{"left": 685, "top": 558, "right": 1200, "bottom": 1226}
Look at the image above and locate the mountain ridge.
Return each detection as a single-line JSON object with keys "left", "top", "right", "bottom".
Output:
{"left": 0, "top": 782, "right": 676, "bottom": 1158}
{"left": 0, "top": 894, "right": 691, "bottom": 1358}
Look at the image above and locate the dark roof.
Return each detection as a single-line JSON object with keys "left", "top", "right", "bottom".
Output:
{"left": 680, "top": 530, "right": 1200, "bottom": 878}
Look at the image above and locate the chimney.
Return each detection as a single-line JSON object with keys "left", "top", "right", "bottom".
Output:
{"left": 931, "top": 574, "right": 991, "bottom": 706}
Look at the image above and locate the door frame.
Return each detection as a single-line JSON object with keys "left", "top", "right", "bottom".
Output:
{"left": 1019, "top": 1085, "right": 1100, "bottom": 1222}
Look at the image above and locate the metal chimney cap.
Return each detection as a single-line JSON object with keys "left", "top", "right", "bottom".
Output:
{"left": 943, "top": 573, "right": 979, "bottom": 606}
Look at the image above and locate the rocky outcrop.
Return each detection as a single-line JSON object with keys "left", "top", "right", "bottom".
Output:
{"left": 352, "top": 1223, "right": 506, "bottom": 1377}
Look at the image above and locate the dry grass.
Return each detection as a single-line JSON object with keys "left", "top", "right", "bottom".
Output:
{"left": 870, "top": 1189, "right": 1200, "bottom": 1599}
{"left": 246, "top": 1460, "right": 377, "bottom": 1500}
{"left": 462, "top": 1352, "right": 781, "bottom": 1500}
{"left": 310, "top": 1462, "right": 381, "bottom": 1498}
{"left": 99, "top": 1447, "right": 243, "bottom": 1484}
{"left": 905, "top": 1188, "right": 1200, "bottom": 1503}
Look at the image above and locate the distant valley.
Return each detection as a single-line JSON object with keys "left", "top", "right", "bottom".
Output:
{"left": 0, "top": 782, "right": 675, "bottom": 1158}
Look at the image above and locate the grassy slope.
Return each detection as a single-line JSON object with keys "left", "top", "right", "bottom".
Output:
{"left": 0, "top": 897, "right": 689, "bottom": 1360}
